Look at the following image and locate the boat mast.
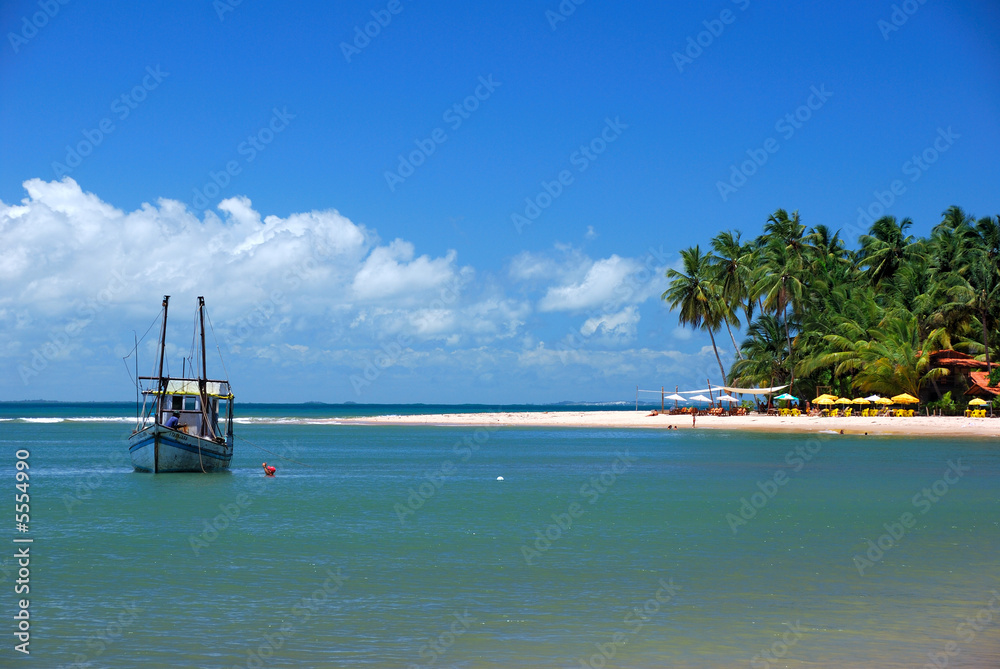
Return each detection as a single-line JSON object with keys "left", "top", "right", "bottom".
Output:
{"left": 198, "top": 296, "right": 212, "bottom": 438}
{"left": 156, "top": 295, "right": 170, "bottom": 424}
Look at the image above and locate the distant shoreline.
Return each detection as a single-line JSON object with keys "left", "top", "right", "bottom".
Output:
{"left": 337, "top": 410, "right": 1000, "bottom": 438}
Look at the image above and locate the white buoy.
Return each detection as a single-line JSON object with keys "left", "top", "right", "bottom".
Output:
{"left": 496, "top": 476, "right": 504, "bottom": 481}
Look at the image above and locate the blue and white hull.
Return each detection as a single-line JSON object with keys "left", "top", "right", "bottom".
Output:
{"left": 129, "top": 425, "right": 233, "bottom": 473}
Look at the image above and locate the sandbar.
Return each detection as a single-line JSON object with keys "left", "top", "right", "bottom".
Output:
{"left": 337, "top": 410, "right": 1000, "bottom": 438}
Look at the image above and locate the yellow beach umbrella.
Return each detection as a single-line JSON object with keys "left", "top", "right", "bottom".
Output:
{"left": 851, "top": 398, "right": 870, "bottom": 404}
{"left": 874, "top": 397, "right": 894, "bottom": 405}
{"left": 968, "top": 397, "right": 988, "bottom": 406}
{"left": 814, "top": 397, "right": 836, "bottom": 405}
{"left": 835, "top": 397, "right": 853, "bottom": 404}
{"left": 891, "top": 393, "right": 919, "bottom": 404}
{"left": 813, "top": 394, "right": 837, "bottom": 403}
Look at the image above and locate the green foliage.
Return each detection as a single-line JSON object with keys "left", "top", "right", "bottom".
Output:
{"left": 664, "top": 206, "right": 1000, "bottom": 396}
{"left": 990, "top": 367, "right": 1000, "bottom": 387}
{"left": 926, "top": 391, "right": 958, "bottom": 416}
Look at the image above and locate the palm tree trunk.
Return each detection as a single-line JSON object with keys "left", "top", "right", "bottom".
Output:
{"left": 983, "top": 305, "right": 991, "bottom": 370}
{"left": 723, "top": 316, "right": 743, "bottom": 359}
{"left": 783, "top": 307, "right": 795, "bottom": 390}
{"left": 707, "top": 327, "right": 727, "bottom": 383}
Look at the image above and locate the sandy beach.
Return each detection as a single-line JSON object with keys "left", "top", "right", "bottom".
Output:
{"left": 338, "top": 409, "right": 1000, "bottom": 438}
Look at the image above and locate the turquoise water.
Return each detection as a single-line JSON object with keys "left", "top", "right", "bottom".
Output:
{"left": 2, "top": 404, "right": 999, "bottom": 667}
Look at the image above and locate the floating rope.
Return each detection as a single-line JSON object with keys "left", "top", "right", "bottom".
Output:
{"left": 235, "top": 435, "right": 313, "bottom": 467}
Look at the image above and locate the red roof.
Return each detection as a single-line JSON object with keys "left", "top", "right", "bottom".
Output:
{"left": 928, "top": 349, "right": 998, "bottom": 369}
{"left": 968, "top": 371, "right": 1000, "bottom": 396}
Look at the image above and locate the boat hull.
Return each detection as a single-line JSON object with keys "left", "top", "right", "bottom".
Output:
{"left": 128, "top": 425, "right": 233, "bottom": 473}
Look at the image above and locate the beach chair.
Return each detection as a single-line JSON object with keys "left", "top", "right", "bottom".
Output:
{"left": 844, "top": 408, "right": 852, "bottom": 417}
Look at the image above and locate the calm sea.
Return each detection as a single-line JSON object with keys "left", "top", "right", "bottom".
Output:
{"left": 1, "top": 402, "right": 998, "bottom": 668}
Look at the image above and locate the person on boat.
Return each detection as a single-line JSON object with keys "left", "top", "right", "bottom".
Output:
{"left": 165, "top": 412, "right": 180, "bottom": 429}
{"left": 262, "top": 462, "right": 276, "bottom": 477}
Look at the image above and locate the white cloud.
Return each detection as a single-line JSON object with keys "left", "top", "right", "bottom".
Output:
{"left": 538, "top": 254, "right": 639, "bottom": 312}
{"left": 352, "top": 239, "right": 463, "bottom": 301}
{"left": 0, "top": 178, "right": 703, "bottom": 401}
{"left": 0, "top": 178, "right": 467, "bottom": 318}
{"left": 580, "top": 305, "right": 639, "bottom": 338}
{"left": 508, "top": 251, "right": 561, "bottom": 282}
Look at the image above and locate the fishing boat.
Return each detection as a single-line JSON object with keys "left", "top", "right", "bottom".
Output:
{"left": 128, "top": 296, "right": 235, "bottom": 473}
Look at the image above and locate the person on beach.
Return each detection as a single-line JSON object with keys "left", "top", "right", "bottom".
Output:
{"left": 692, "top": 409, "right": 697, "bottom": 428}
{"left": 262, "top": 462, "right": 276, "bottom": 476}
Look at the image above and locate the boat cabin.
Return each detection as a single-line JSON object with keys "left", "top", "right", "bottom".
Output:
{"left": 150, "top": 379, "right": 232, "bottom": 440}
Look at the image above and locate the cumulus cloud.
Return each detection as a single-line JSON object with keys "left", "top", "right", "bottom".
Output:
{"left": 0, "top": 177, "right": 496, "bottom": 373}
{"left": 538, "top": 254, "right": 639, "bottom": 312}
{"left": 0, "top": 178, "right": 700, "bottom": 401}
{"left": 352, "top": 239, "right": 464, "bottom": 302}
{"left": 0, "top": 178, "right": 468, "bottom": 320}
{"left": 580, "top": 305, "right": 639, "bottom": 339}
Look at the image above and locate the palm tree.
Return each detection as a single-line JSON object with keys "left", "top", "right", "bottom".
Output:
{"left": 808, "top": 310, "right": 950, "bottom": 398}
{"left": 709, "top": 230, "right": 748, "bottom": 358}
{"left": 764, "top": 209, "right": 810, "bottom": 260}
{"left": 974, "top": 215, "right": 1000, "bottom": 263}
{"left": 858, "top": 216, "right": 920, "bottom": 288}
{"left": 938, "top": 254, "right": 1000, "bottom": 369}
{"left": 663, "top": 245, "right": 728, "bottom": 381}
{"left": 729, "top": 314, "right": 789, "bottom": 389}
{"left": 750, "top": 238, "right": 807, "bottom": 389}
{"left": 676, "top": 202, "right": 992, "bottom": 402}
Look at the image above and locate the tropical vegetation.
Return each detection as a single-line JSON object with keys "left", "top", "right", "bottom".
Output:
{"left": 662, "top": 206, "right": 1000, "bottom": 402}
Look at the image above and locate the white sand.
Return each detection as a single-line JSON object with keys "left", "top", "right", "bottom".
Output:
{"left": 337, "top": 410, "right": 1000, "bottom": 438}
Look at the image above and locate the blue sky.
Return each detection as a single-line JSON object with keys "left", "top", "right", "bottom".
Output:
{"left": 1, "top": 0, "right": 998, "bottom": 403}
